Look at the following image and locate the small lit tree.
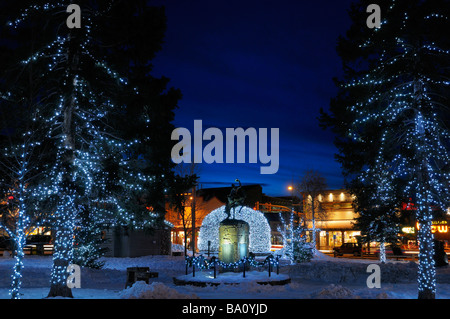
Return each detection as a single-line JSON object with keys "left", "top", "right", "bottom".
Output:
{"left": 277, "top": 212, "right": 313, "bottom": 263}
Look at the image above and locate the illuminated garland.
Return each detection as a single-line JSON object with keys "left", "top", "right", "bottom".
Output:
{"left": 197, "top": 206, "right": 271, "bottom": 253}
{"left": 185, "top": 254, "right": 280, "bottom": 272}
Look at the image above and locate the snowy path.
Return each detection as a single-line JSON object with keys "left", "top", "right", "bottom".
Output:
{"left": 0, "top": 254, "right": 449, "bottom": 299}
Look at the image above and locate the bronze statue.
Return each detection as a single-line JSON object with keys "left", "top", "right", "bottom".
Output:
{"left": 224, "top": 179, "right": 246, "bottom": 219}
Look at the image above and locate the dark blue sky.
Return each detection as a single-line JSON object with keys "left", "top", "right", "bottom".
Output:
{"left": 151, "top": 0, "right": 355, "bottom": 196}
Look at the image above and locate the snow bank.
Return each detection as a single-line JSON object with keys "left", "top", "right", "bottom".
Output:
{"left": 100, "top": 255, "right": 185, "bottom": 272}
{"left": 119, "top": 281, "right": 199, "bottom": 299}
{"left": 283, "top": 260, "right": 418, "bottom": 284}
{"left": 272, "top": 248, "right": 334, "bottom": 262}
{"left": 313, "top": 284, "right": 357, "bottom": 299}
{"left": 313, "top": 250, "right": 335, "bottom": 261}
{"left": 309, "top": 284, "right": 390, "bottom": 299}
{"left": 172, "top": 244, "right": 184, "bottom": 252}
{"left": 175, "top": 270, "right": 290, "bottom": 284}
{"left": 0, "top": 255, "right": 52, "bottom": 268}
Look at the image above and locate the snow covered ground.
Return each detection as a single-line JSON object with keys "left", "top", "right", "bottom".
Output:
{"left": 0, "top": 252, "right": 449, "bottom": 299}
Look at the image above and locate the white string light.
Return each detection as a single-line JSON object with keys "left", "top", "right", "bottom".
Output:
{"left": 198, "top": 206, "right": 272, "bottom": 253}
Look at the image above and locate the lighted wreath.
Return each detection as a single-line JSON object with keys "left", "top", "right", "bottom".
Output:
{"left": 197, "top": 205, "right": 272, "bottom": 253}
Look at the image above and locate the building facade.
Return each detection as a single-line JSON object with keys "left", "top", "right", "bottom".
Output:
{"left": 165, "top": 185, "right": 450, "bottom": 253}
{"left": 165, "top": 185, "right": 356, "bottom": 252}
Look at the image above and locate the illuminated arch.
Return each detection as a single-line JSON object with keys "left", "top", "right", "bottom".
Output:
{"left": 197, "top": 206, "right": 271, "bottom": 253}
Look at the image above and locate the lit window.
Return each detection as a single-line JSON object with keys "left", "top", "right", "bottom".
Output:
{"left": 328, "top": 193, "right": 333, "bottom": 202}
{"left": 340, "top": 193, "right": 345, "bottom": 201}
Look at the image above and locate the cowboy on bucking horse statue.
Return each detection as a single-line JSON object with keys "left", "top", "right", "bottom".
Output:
{"left": 224, "top": 179, "right": 246, "bottom": 219}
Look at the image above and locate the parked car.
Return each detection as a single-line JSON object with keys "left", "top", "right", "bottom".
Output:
{"left": 26, "top": 235, "right": 52, "bottom": 245}
{"left": 373, "top": 244, "right": 403, "bottom": 258}
{"left": 333, "top": 243, "right": 362, "bottom": 257}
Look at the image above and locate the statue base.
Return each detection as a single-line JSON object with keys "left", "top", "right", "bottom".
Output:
{"left": 218, "top": 219, "right": 249, "bottom": 265}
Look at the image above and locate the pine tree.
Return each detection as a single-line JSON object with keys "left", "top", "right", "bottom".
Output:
{"left": 351, "top": 163, "right": 402, "bottom": 262}
{"left": 1, "top": 1, "right": 181, "bottom": 298}
{"left": 320, "top": 0, "right": 449, "bottom": 299}
{"left": 292, "top": 223, "right": 314, "bottom": 263}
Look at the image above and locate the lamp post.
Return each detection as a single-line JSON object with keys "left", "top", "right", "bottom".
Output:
{"left": 287, "top": 185, "right": 294, "bottom": 214}
{"left": 191, "top": 184, "right": 196, "bottom": 258}
{"left": 287, "top": 185, "right": 295, "bottom": 263}
{"left": 288, "top": 185, "right": 294, "bottom": 218}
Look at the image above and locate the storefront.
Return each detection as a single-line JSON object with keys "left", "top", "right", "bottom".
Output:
{"left": 400, "top": 219, "right": 450, "bottom": 250}
{"left": 318, "top": 230, "right": 361, "bottom": 250}
{"left": 303, "top": 190, "right": 359, "bottom": 251}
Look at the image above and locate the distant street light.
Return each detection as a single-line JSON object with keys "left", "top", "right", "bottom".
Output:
{"left": 287, "top": 185, "right": 294, "bottom": 213}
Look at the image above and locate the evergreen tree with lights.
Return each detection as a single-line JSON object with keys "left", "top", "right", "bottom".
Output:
{"left": 292, "top": 223, "right": 314, "bottom": 263}
{"left": 277, "top": 211, "right": 313, "bottom": 263}
{"left": 350, "top": 165, "right": 402, "bottom": 262}
{"left": 320, "top": 0, "right": 449, "bottom": 299}
{"left": 1, "top": 1, "right": 181, "bottom": 298}
{"left": 73, "top": 206, "right": 108, "bottom": 269}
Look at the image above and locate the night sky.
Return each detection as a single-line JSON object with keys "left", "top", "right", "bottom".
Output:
{"left": 151, "top": 0, "right": 355, "bottom": 196}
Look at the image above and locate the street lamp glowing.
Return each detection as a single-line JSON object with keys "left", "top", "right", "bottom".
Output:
{"left": 287, "top": 186, "right": 293, "bottom": 191}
